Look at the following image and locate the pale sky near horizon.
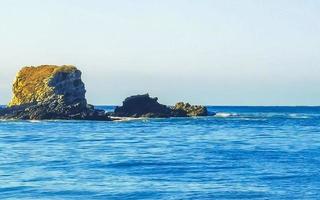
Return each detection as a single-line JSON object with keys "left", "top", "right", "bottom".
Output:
{"left": 0, "top": 0, "right": 319, "bottom": 105}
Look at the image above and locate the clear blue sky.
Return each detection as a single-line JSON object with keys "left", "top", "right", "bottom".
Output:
{"left": 0, "top": 0, "right": 319, "bottom": 105}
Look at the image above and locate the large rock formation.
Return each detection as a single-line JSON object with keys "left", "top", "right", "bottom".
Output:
{"left": 0, "top": 65, "right": 110, "bottom": 120}
{"left": 172, "top": 102, "right": 208, "bottom": 116}
{"left": 113, "top": 94, "right": 172, "bottom": 118}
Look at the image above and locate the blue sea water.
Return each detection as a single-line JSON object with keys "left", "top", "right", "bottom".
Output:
{"left": 0, "top": 106, "right": 320, "bottom": 199}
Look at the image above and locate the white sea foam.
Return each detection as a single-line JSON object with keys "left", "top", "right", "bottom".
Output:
{"left": 0, "top": 119, "right": 17, "bottom": 122}
{"left": 29, "top": 120, "right": 42, "bottom": 123}
{"left": 288, "top": 114, "right": 309, "bottom": 119}
{"left": 110, "top": 116, "right": 141, "bottom": 122}
{"left": 214, "top": 112, "right": 237, "bottom": 118}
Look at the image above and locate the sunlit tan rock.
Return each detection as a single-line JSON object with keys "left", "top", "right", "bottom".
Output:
{"left": 9, "top": 65, "right": 86, "bottom": 107}
{"left": 172, "top": 102, "right": 208, "bottom": 116}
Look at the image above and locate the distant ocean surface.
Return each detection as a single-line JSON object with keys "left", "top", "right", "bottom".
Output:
{"left": 1, "top": 106, "right": 320, "bottom": 199}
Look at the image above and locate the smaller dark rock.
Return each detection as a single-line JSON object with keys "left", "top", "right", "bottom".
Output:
{"left": 113, "top": 94, "right": 172, "bottom": 118}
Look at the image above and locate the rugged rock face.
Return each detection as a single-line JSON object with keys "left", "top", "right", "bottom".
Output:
{"left": 113, "top": 94, "right": 172, "bottom": 118}
{"left": 172, "top": 102, "right": 208, "bottom": 116}
{"left": 9, "top": 65, "right": 86, "bottom": 107}
{"left": 0, "top": 65, "right": 110, "bottom": 120}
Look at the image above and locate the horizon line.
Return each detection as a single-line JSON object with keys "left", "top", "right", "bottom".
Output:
{"left": 3, "top": 104, "right": 319, "bottom": 107}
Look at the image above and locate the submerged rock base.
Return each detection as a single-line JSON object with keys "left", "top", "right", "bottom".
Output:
{"left": 0, "top": 103, "right": 109, "bottom": 121}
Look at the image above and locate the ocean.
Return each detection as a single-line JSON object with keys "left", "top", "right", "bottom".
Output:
{"left": 0, "top": 106, "right": 319, "bottom": 199}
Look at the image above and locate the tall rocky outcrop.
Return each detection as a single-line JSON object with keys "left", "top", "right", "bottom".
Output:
{"left": 9, "top": 65, "right": 87, "bottom": 107}
{"left": 0, "top": 65, "right": 110, "bottom": 120}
